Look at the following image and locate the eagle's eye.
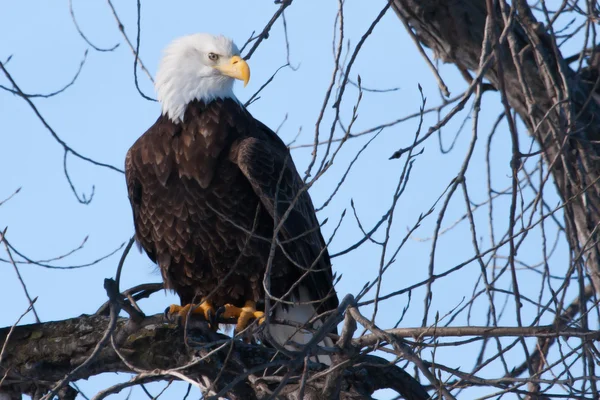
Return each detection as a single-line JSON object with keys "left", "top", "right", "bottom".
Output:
{"left": 208, "top": 52, "right": 219, "bottom": 62}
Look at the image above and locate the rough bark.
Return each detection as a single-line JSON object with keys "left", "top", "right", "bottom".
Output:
{"left": 0, "top": 313, "right": 428, "bottom": 400}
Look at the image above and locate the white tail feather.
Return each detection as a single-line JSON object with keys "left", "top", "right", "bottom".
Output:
{"left": 267, "top": 287, "right": 333, "bottom": 365}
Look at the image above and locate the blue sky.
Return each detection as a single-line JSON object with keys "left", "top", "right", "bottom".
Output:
{"left": 1, "top": 1, "right": 576, "bottom": 399}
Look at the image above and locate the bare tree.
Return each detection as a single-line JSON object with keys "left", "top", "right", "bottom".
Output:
{"left": 1, "top": 0, "right": 599, "bottom": 399}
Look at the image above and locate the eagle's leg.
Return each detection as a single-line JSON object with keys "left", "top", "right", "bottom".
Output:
{"left": 221, "top": 300, "right": 265, "bottom": 333}
{"left": 167, "top": 301, "right": 215, "bottom": 326}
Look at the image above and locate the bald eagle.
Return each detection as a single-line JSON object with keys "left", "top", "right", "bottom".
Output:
{"left": 125, "top": 33, "right": 338, "bottom": 363}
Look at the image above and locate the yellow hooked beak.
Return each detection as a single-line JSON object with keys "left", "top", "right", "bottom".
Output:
{"left": 215, "top": 55, "right": 250, "bottom": 87}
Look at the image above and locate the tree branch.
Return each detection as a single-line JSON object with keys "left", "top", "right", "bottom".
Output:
{"left": 0, "top": 313, "right": 428, "bottom": 400}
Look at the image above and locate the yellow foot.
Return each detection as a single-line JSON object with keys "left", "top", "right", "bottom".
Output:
{"left": 166, "top": 301, "right": 215, "bottom": 326}
{"left": 222, "top": 300, "right": 265, "bottom": 333}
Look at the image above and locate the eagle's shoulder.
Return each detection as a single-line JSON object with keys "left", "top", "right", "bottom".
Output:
{"left": 126, "top": 115, "right": 180, "bottom": 188}
{"left": 127, "top": 99, "right": 247, "bottom": 190}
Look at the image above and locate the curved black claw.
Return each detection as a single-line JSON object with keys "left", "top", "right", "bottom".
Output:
{"left": 214, "top": 305, "right": 226, "bottom": 326}
{"left": 205, "top": 307, "right": 216, "bottom": 329}
{"left": 164, "top": 306, "right": 173, "bottom": 321}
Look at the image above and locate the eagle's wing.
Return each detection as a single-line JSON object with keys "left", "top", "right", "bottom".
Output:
{"left": 232, "top": 122, "right": 339, "bottom": 315}
{"left": 125, "top": 145, "right": 159, "bottom": 264}
{"left": 124, "top": 122, "right": 198, "bottom": 299}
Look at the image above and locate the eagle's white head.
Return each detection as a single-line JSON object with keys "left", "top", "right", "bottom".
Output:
{"left": 155, "top": 33, "right": 250, "bottom": 123}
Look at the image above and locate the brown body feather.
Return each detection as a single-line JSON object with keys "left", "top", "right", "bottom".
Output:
{"left": 125, "top": 98, "right": 338, "bottom": 316}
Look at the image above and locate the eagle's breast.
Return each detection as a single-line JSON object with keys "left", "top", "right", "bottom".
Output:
{"left": 126, "top": 99, "right": 267, "bottom": 305}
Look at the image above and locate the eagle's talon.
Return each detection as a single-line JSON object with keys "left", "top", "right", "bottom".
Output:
{"left": 165, "top": 301, "right": 215, "bottom": 327}
{"left": 164, "top": 306, "right": 171, "bottom": 320}
{"left": 206, "top": 307, "right": 218, "bottom": 328}
{"left": 222, "top": 300, "right": 266, "bottom": 334}
{"left": 215, "top": 305, "right": 227, "bottom": 323}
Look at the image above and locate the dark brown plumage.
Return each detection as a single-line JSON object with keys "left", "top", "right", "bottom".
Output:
{"left": 125, "top": 98, "right": 338, "bottom": 320}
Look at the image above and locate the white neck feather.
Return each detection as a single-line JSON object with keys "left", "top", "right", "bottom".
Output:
{"left": 155, "top": 38, "right": 237, "bottom": 123}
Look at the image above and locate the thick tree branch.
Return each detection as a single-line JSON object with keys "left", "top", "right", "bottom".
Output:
{"left": 391, "top": 0, "right": 600, "bottom": 292}
{"left": 0, "top": 313, "right": 428, "bottom": 400}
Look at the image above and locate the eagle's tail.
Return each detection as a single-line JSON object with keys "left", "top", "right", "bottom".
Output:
{"left": 267, "top": 287, "right": 334, "bottom": 365}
